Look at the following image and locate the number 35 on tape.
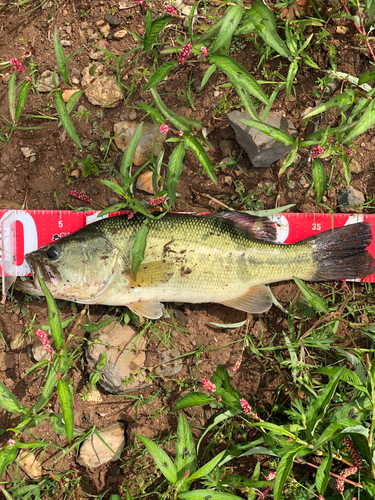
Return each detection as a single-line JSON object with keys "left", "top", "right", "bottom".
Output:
{"left": 0, "top": 209, "right": 374, "bottom": 282}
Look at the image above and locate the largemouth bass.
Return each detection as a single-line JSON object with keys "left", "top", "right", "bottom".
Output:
{"left": 16, "top": 212, "right": 374, "bottom": 319}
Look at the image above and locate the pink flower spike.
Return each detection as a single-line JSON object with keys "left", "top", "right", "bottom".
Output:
{"left": 144, "top": 4, "right": 150, "bottom": 8}
{"left": 35, "top": 328, "right": 53, "bottom": 354}
{"left": 9, "top": 58, "right": 25, "bottom": 73}
{"left": 240, "top": 398, "right": 252, "bottom": 414}
{"left": 26, "top": 76, "right": 32, "bottom": 81}
{"left": 7, "top": 439, "right": 15, "bottom": 446}
{"left": 216, "top": 395, "right": 221, "bottom": 402}
{"left": 165, "top": 5, "right": 177, "bottom": 15}
{"left": 232, "top": 352, "right": 243, "bottom": 372}
{"left": 311, "top": 145, "right": 323, "bottom": 159}
{"left": 266, "top": 472, "right": 276, "bottom": 481}
{"left": 345, "top": 148, "right": 352, "bottom": 156}
{"left": 178, "top": 43, "right": 192, "bottom": 65}
{"left": 184, "top": 469, "right": 190, "bottom": 478}
{"left": 70, "top": 190, "right": 92, "bottom": 204}
{"left": 150, "top": 196, "right": 166, "bottom": 205}
{"left": 202, "top": 378, "right": 216, "bottom": 392}
{"left": 160, "top": 124, "right": 169, "bottom": 134}
{"left": 200, "top": 46, "right": 209, "bottom": 57}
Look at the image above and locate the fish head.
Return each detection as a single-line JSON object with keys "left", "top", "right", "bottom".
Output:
{"left": 24, "top": 232, "right": 121, "bottom": 303}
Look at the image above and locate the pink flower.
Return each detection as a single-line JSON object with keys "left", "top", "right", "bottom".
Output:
{"left": 318, "top": 496, "right": 325, "bottom": 500}
{"left": 344, "top": 437, "right": 363, "bottom": 468}
{"left": 240, "top": 398, "right": 252, "bottom": 414}
{"left": 336, "top": 467, "right": 357, "bottom": 494}
{"left": 178, "top": 131, "right": 184, "bottom": 136}
{"left": 345, "top": 149, "right": 352, "bottom": 155}
{"left": 216, "top": 395, "right": 221, "bottom": 402}
{"left": 165, "top": 5, "right": 177, "bottom": 15}
{"left": 232, "top": 350, "right": 243, "bottom": 372}
{"left": 266, "top": 472, "right": 276, "bottom": 481}
{"left": 7, "top": 439, "right": 15, "bottom": 446}
{"left": 160, "top": 124, "right": 169, "bottom": 134}
{"left": 135, "top": 0, "right": 143, "bottom": 3}
{"left": 127, "top": 212, "right": 134, "bottom": 220}
{"left": 70, "top": 190, "right": 92, "bottom": 204}
{"left": 184, "top": 469, "right": 190, "bottom": 478}
{"left": 26, "top": 76, "right": 32, "bottom": 81}
{"left": 311, "top": 145, "right": 323, "bottom": 159}
{"left": 9, "top": 58, "right": 25, "bottom": 73}
{"left": 35, "top": 329, "right": 53, "bottom": 354}
{"left": 150, "top": 196, "right": 166, "bottom": 205}
{"left": 200, "top": 46, "right": 208, "bottom": 57}
{"left": 144, "top": 3, "right": 150, "bottom": 8}
{"left": 202, "top": 378, "right": 216, "bottom": 392}
{"left": 178, "top": 43, "right": 192, "bottom": 65}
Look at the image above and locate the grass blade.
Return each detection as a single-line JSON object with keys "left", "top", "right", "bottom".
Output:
{"left": 167, "top": 141, "right": 185, "bottom": 206}
{"left": 183, "top": 133, "right": 217, "bottom": 183}
{"left": 54, "top": 27, "right": 71, "bottom": 86}
{"left": 238, "top": 117, "right": 296, "bottom": 146}
{"left": 54, "top": 90, "right": 82, "bottom": 149}
{"left": 343, "top": 98, "right": 375, "bottom": 143}
{"left": 15, "top": 79, "right": 31, "bottom": 124}
{"left": 131, "top": 220, "right": 149, "bottom": 280}
{"left": 151, "top": 88, "right": 191, "bottom": 132}
{"left": 8, "top": 71, "right": 16, "bottom": 125}
{"left": 341, "top": 152, "right": 351, "bottom": 185}
{"left": 210, "top": 5, "right": 243, "bottom": 54}
{"left": 37, "top": 276, "right": 64, "bottom": 351}
{"left": 145, "top": 62, "right": 178, "bottom": 90}
{"left": 136, "top": 434, "right": 178, "bottom": 483}
{"left": 201, "top": 64, "right": 216, "bottom": 89}
{"left": 57, "top": 378, "right": 74, "bottom": 443}
{"left": 120, "top": 122, "right": 143, "bottom": 193}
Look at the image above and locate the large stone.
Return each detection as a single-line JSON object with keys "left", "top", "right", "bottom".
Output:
{"left": 77, "top": 422, "right": 126, "bottom": 468}
{"left": 338, "top": 186, "right": 365, "bottom": 213}
{"left": 136, "top": 170, "right": 154, "bottom": 194}
{"left": 85, "top": 321, "right": 149, "bottom": 394}
{"left": 37, "top": 70, "right": 60, "bottom": 92}
{"left": 227, "top": 111, "right": 297, "bottom": 168}
{"left": 113, "top": 121, "right": 165, "bottom": 166}
{"left": 18, "top": 451, "right": 43, "bottom": 479}
{"left": 85, "top": 75, "right": 122, "bottom": 108}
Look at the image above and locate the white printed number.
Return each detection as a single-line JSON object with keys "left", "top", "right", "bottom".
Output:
{"left": 312, "top": 223, "right": 321, "bottom": 231}
{"left": 58, "top": 221, "right": 63, "bottom": 228}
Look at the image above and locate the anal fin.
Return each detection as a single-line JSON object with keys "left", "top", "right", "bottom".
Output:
{"left": 221, "top": 284, "right": 273, "bottom": 314}
{"left": 128, "top": 300, "right": 165, "bottom": 319}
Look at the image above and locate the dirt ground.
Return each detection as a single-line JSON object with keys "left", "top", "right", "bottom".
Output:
{"left": 0, "top": 0, "right": 374, "bottom": 497}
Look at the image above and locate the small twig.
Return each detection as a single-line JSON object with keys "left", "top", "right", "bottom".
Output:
{"left": 339, "top": 0, "right": 375, "bottom": 63}
{"left": 192, "top": 190, "right": 230, "bottom": 209}
{"left": 22, "top": 180, "right": 29, "bottom": 209}
{"left": 303, "top": 460, "right": 364, "bottom": 489}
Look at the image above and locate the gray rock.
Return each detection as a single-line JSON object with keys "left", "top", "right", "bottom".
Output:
{"left": 37, "top": 70, "right": 60, "bottom": 92}
{"left": 349, "top": 158, "right": 363, "bottom": 174}
{"left": 338, "top": 186, "right": 365, "bottom": 213}
{"left": 227, "top": 111, "right": 297, "bottom": 168}
{"left": 155, "top": 348, "right": 183, "bottom": 376}
{"left": 77, "top": 422, "right": 126, "bottom": 468}
{"left": 105, "top": 14, "right": 121, "bottom": 26}
{"left": 114, "top": 121, "right": 165, "bottom": 166}
{"left": 108, "top": 197, "right": 120, "bottom": 205}
{"left": 85, "top": 75, "right": 123, "bottom": 108}
{"left": 31, "top": 339, "right": 52, "bottom": 362}
{"left": 87, "top": 185, "right": 99, "bottom": 195}
{"left": 86, "top": 320, "right": 149, "bottom": 394}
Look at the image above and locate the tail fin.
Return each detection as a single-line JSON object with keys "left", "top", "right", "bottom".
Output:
{"left": 307, "top": 222, "right": 374, "bottom": 280}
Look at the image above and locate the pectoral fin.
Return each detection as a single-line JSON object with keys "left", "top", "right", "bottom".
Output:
{"left": 221, "top": 284, "right": 273, "bottom": 313}
{"left": 127, "top": 300, "right": 165, "bottom": 319}
{"left": 124, "top": 261, "right": 175, "bottom": 288}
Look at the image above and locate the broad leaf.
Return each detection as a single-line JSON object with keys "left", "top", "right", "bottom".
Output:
{"left": 302, "top": 90, "right": 355, "bottom": 120}
{"left": 343, "top": 98, "right": 375, "bottom": 143}
{"left": 151, "top": 88, "right": 191, "bottom": 132}
{"left": 8, "top": 71, "right": 16, "bottom": 125}
{"left": 211, "top": 365, "right": 241, "bottom": 411}
{"left": 188, "top": 450, "right": 226, "bottom": 480}
{"left": 54, "top": 28, "right": 71, "bottom": 85}
{"left": 175, "top": 413, "right": 196, "bottom": 483}
{"left": 210, "top": 5, "right": 243, "bottom": 54}
{"left": 120, "top": 122, "right": 143, "bottom": 194}
{"left": 144, "top": 15, "right": 172, "bottom": 53}
{"left": 273, "top": 447, "right": 305, "bottom": 500}
{"left": 0, "top": 382, "right": 24, "bottom": 414}
{"left": 55, "top": 91, "right": 82, "bottom": 149}
{"left": 183, "top": 134, "right": 217, "bottom": 183}
{"left": 131, "top": 220, "right": 149, "bottom": 280}
{"left": 136, "top": 434, "right": 178, "bottom": 484}
{"left": 293, "top": 277, "right": 329, "bottom": 314}
{"left": 57, "top": 378, "right": 74, "bottom": 443}
{"left": 167, "top": 141, "right": 185, "bottom": 206}
{"left": 15, "top": 79, "right": 31, "bottom": 124}
{"left": 201, "top": 64, "right": 216, "bottom": 89}
{"left": 312, "top": 158, "right": 326, "bottom": 203}
{"left": 316, "top": 443, "right": 332, "bottom": 495}
{"left": 179, "top": 492, "right": 243, "bottom": 500}
{"left": 37, "top": 277, "right": 64, "bottom": 351}
{"left": 238, "top": 118, "right": 295, "bottom": 146}
{"left": 173, "top": 392, "right": 216, "bottom": 411}
{"left": 145, "top": 62, "right": 178, "bottom": 90}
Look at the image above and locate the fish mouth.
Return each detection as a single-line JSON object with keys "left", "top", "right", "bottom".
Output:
{"left": 25, "top": 252, "right": 62, "bottom": 290}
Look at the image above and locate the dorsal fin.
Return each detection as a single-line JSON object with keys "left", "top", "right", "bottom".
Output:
{"left": 208, "top": 212, "right": 277, "bottom": 242}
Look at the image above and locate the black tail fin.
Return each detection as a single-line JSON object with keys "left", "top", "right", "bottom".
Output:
{"left": 307, "top": 222, "right": 374, "bottom": 280}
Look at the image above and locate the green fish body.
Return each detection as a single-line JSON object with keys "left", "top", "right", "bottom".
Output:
{"left": 18, "top": 212, "right": 374, "bottom": 319}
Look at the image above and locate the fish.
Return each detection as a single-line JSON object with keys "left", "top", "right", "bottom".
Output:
{"left": 16, "top": 212, "right": 374, "bottom": 319}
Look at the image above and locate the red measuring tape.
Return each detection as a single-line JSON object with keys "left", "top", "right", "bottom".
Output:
{"left": 1, "top": 210, "right": 374, "bottom": 292}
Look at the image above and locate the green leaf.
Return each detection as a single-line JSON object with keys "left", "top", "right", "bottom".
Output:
{"left": 201, "top": 64, "right": 216, "bottom": 90}
{"left": 189, "top": 1, "right": 199, "bottom": 41}
{"left": 313, "top": 418, "right": 357, "bottom": 451}
{"left": 305, "top": 367, "right": 345, "bottom": 440}
{"left": 274, "top": 447, "right": 304, "bottom": 500}
{"left": 210, "top": 5, "right": 243, "bottom": 54}
{"left": 223, "top": 475, "right": 270, "bottom": 489}
{"left": 144, "top": 15, "right": 172, "bottom": 53}
{"left": 8, "top": 71, "right": 16, "bottom": 125}
{"left": 210, "top": 320, "right": 247, "bottom": 329}
{"left": 131, "top": 220, "right": 149, "bottom": 281}
{"left": 188, "top": 450, "right": 226, "bottom": 480}
{"left": 0, "top": 446, "right": 18, "bottom": 479}
{"left": 234, "top": 14, "right": 256, "bottom": 36}
{"left": 183, "top": 133, "right": 217, "bottom": 183}
{"left": 37, "top": 276, "right": 64, "bottom": 351}
{"left": 179, "top": 492, "right": 243, "bottom": 500}
{"left": 145, "top": 62, "right": 178, "bottom": 90}
{"left": 167, "top": 141, "right": 185, "bottom": 206}
{"left": 136, "top": 434, "right": 178, "bottom": 483}
{"left": 196, "top": 16, "right": 224, "bottom": 44}
{"left": 57, "top": 378, "right": 74, "bottom": 443}
{"left": 151, "top": 88, "right": 191, "bottom": 132}
{"left": 285, "top": 59, "right": 298, "bottom": 100}
{"left": 137, "top": 102, "right": 166, "bottom": 123}
{"left": 54, "top": 90, "right": 82, "bottom": 149}
{"left": 209, "top": 54, "right": 270, "bottom": 108}
{"left": 66, "top": 89, "right": 85, "bottom": 114}
{"left": 302, "top": 90, "right": 354, "bottom": 120}
{"left": 50, "top": 412, "right": 83, "bottom": 437}
{"left": 175, "top": 413, "right": 197, "bottom": 482}
{"left": 15, "top": 79, "right": 31, "bottom": 124}
{"left": 54, "top": 28, "right": 71, "bottom": 86}
{"left": 32, "top": 359, "right": 59, "bottom": 412}
{"left": 0, "top": 382, "right": 24, "bottom": 414}
{"left": 251, "top": 421, "right": 295, "bottom": 438}
{"left": 238, "top": 118, "right": 295, "bottom": 146}
{"left": 173, "top": 392, "right": 216, "bottom": 411}
{"left": 312, "top": 158, "right": 326, "bottom": 203}
{"left": 100, "top": 179, "right": 127, "bottom": 198}
{"left": 343, "top": 98, "right": 375, "bottom": 143}
{"left": 279, "top": 139, "right": 299, "bottom": 177}
{"left": 211, "top": 365, "right": 242, "bottom": 412}
{"left": 359, "top": 67, "right": 375, "bottom": 85}
{"left": 293, "top": 277, "right": 329, "bottom": 314}
{"left": 247, "top": 0, "right": 290, "bottom": 59}
{"left": 315, "top": 367, "right": 369, "bottom": 396}
{"left": 120, "top": 122, "right": 143, "bottom": 194}
{"left": 343, "top": 151, "right": 352, "bottom": 184}
{"left": 316, "top": 443, "right": 332, "bottom": 495}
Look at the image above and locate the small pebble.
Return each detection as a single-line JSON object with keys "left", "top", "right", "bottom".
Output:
{"left": 60, "top": 40, "right": 71, "bottom": 47}
{"left": 214, "top": 90, "right": 220, "bottom": 97}
{"left": 224, "top": 176, "right": 232, "bottom": 186}
{"left": 128, "top": 110, "right": 137, "bottom": 121}
{"left": 104, "top": 14, "right": 121, "bottom": 26}
{"left": 109, "top": 197, "right": 120, "bottom": 205}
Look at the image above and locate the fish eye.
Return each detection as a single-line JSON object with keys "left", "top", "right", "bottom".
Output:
{"left": 46, "top": 246, "right": 59, "bottom": 260}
